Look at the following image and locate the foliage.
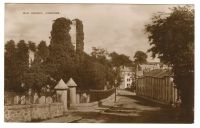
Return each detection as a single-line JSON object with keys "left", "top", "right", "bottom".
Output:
{"left": 15, "top": 40, "right": 29, "bottom": 90}
{"left": 145, "top": 6, "right": 194, "bottom": 111}
{"left": 4, "top": 17, "right": 124, "bottom": 92}
{"left": 28, "top": 41, "right": 36, "bottom": 52}
{"left": 23, "top": 63, "right": 48, "bottom": 92}
{"left": 5, "top": 40, "right": 17, "bottom": 90}
{"left": 73, "top": 19, "right": 84, "bottom": 63}
{"left": 133, "top": 51, "right": 147, "bottom": 65}
{"left": 74, "top": 19, "right": 84, "bottom": 54}
{"left": 109, "top": 52, "right": 133, "bottom": 67}
{"left": 4, "top": 40, "right": 30, "bottom": 92}
{"left": 47, "top": 17, "right": 76, "bottom": 82}
{"left": 91, "top": 47, "right": 109, "bottom": 64}
{"left": 37, "top": 40, "right": 49, "bottom": 62}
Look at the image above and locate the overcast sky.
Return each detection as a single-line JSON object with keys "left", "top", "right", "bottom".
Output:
{"left": 5, "top": 4, "right": 180, "bottom": 62}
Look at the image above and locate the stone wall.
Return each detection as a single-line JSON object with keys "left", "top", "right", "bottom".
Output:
{"left": 5, "top": 103, "right": 64, "bottom": 122}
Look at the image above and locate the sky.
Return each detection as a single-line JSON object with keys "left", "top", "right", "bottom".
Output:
{"left": 5, "top": 4, "right": 179, "bottom": 62}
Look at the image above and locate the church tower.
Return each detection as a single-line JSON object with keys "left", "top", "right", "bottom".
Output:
{"left": 70, "top": 20, "right": 77, "bottom": 50}
{"left": 70, "top": 19, "right": 84, "bottom": 62}
{"left": 69, "top": 19, "right": 84, "bottom": 53}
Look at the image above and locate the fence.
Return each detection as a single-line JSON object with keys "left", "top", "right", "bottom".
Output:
{"left": 136, "top": 74, "right": 179, "bottom": 105}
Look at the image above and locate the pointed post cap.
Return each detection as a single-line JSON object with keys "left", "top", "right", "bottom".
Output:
{"left": 66, "top": 78, "right": 77, "bottom": 87}
{"left": 54, "top": 79, "right": 68, "bottom": 90}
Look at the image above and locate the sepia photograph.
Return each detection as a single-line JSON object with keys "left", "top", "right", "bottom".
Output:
{"left": 4, "top": 3, "right": 194, "bottom": 123}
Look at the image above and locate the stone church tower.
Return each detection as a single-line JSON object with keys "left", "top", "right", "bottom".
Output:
{"left": 70, "top": 19, "right": 84, "bottom": 53}
{"left": 70, "top": 20, "right": 77, "bottom": 50}
{"left": 70, "top": 19, "right": 84, "bottom": 62}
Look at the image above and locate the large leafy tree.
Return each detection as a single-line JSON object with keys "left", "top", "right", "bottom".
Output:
{"left": 91, "top": 47, "right": 109, "bottom": 65}
{"left": 47, "top": 17, "right": 76, "bottom": 82}
{"left": 145, "top": 6, "right": 194, "bottom": 119}
{"left": 109, "top": 52, "right": 133, "bottom": 67}
{"left": 90, "top": 48, "right": 116, "bottom": 89}
{"left": 133, "top": 51, "right": 147, "bottom": 65}
{"left": 23, "top": 62, "right": 48, "bottom": 92}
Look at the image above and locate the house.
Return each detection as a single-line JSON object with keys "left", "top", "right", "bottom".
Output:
{"left": 119, "top": 66, "right": 135, "bottom": 89}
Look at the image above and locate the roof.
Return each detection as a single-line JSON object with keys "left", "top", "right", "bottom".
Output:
{"left": 66, "top": 78, "right": 77, "bottom": 87}
{"left": 54, "top": 79, "right": 68, "bottom": 90}
{"left": 144, "top": 69, "right": 173, "bottom": 78}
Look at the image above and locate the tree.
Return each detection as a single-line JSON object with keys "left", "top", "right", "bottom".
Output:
{"left": 145, "top": 6, "right": 194, "bottom": 120}
{"left": 28, "top": 41, "right": 36, "bottom": 52}
{"left": 47, "top": 17, "right": 76, "bottom": 82}
{"left": 5, "top": 40, "right": 17, "bottom": 91}
{"left": 22, "top": 41, "right": 49, "bottom": 91}
{"left": 133, "top": 51, "right": 147, "bottom": 65}
{"left": 23, "top": 62, "right": 48, "bottom": 92}
{"left": 15, "top": 40, "right": 29, "bottom": 91}
{"left": 91, "top": 47, "right": 109, "bottom": 65}
{"left": 109, "top": 52, "right": 133, "bottom": 67}
{"left": 37, "top": 40, "right": 49, "bottom": 62}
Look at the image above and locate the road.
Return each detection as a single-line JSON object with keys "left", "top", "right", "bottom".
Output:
{"left": 42, "top": 89, "right": 189, "bottom": 123}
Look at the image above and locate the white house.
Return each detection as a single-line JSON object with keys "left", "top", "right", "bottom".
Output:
{"left": 119, "top": 66, "right": 135, "bottom": 89}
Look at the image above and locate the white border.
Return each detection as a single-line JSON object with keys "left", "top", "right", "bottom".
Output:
{"left": 1, "top": 0, "right": 199, "bottom": 128}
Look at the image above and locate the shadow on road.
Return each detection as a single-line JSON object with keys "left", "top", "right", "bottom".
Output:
{"left": 118, "top": 94, "right": 165, "bottom": 107}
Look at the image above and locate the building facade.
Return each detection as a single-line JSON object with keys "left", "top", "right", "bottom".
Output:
{"left": 119, "top": 66, "right": 135, "bottom": 89}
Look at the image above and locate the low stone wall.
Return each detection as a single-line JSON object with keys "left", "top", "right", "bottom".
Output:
{"left": 5, "top": 103, "right": 64, "bottom": 122}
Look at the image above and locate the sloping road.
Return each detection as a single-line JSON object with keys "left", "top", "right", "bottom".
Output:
{"left": 42, "top": 89, "right": 186, "bottom": 123}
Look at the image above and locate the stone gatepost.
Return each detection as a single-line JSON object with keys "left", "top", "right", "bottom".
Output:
{"left": 66, "top": 78, "right": 77, "bottom": 109}
{"left": 54, "top": 79, "right": 68, "bottom": 112}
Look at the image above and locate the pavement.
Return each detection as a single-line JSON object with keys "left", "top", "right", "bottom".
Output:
{"left": 42, "top": 89, "right": 190, "bottom": 123}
